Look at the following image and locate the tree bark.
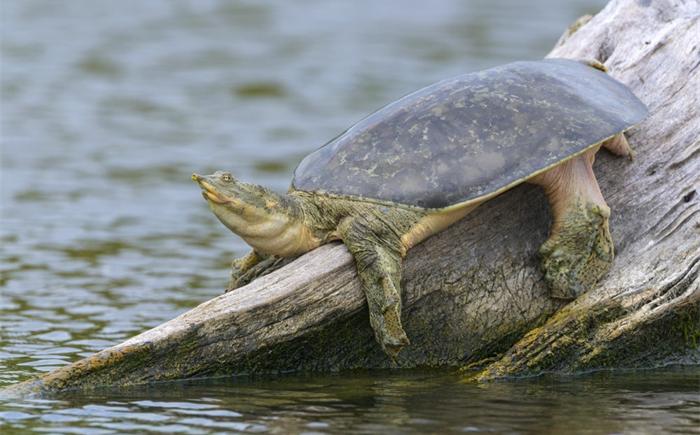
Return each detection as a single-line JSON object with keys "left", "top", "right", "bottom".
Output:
{"left": 3, "top": 0, "right": 698, "bottom": 396}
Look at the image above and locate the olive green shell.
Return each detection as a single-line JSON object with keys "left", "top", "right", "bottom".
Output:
{"left": 292, "top": 59, "right": 648, "bottom": 209}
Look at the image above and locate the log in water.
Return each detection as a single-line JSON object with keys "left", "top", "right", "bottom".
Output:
{"left": 3, "top": 0, "right": 699, "bottom": 396}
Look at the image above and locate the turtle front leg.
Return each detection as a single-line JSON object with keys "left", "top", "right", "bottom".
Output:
{"left": 338, "top": 216, "right": 410, "bottom": 360}
{"left": 530, "top": 147, "right": 614, "bottom": 299}
{"left": 226, "top": 250, "right": 294, "bottom": 292}
{"left": 227, "top": 250, "right": 264, "bottom": 292}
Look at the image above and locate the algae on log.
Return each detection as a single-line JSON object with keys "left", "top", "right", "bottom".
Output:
{"left": 4, "top": 0, "right": 699, "bottom": 396}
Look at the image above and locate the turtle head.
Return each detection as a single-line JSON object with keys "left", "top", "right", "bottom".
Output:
{"left": 192, "top": 171, "right": 265, "bottom": 210}
{"left": 192, "top": 171, "right": 319, "bottom": 256}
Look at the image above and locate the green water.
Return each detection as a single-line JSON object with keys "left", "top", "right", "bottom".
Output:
{"left": 1, "top": 368, "right": 699, "bottom": 433}
{"left": 1, "top": 0, "right": 698, "bottom": 433}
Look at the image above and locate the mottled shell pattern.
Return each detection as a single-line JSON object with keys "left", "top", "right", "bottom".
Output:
{"left": 292, "top": 59, "right": 648, "bottom": 209}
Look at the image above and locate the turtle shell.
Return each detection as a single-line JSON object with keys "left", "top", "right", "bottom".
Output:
{"left": 292, "top": 59, "right": 648, "bottom": 209}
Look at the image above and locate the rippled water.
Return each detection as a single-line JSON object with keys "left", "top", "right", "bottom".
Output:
{"left": 2, "top": 0, "right": 698, "bottom": 433}
{"left": 1, "top": 368, "right": 699, "bottom": 434}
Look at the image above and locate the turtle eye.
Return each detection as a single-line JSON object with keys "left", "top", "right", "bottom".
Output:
{"left": 221, "top": 173, "right": 232, "bottom": 182}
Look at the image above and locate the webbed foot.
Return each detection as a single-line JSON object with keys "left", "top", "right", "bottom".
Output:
{"left": 539, "top": 200, "right": 614, "bottom": 299}
{"left": 374, "top": 277, "right": 411, "bottom": 360}
{"left": 226, "top": 251, "right": 295, "bottom": 292}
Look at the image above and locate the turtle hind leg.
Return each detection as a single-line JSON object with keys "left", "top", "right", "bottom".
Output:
{"left": 338, "top": 216, "right": 410, "bottom": 360}
{"left": 530, "top": 148, "right": 614, "bottom": 299}
{"left": 602, "top": 132, "right": 635, "bottom": 159}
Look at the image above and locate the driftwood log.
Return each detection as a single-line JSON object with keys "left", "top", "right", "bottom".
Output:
{"left": 4, "top": 0, "right": 699, "bottom": 396}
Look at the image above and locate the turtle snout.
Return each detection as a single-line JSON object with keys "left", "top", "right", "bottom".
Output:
{"left": 192, "top": 173, "right": 203, "bottom": 183}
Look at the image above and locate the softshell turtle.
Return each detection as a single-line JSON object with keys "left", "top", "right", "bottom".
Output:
{"left": 193, "top": 58, "right": 647, "bottom": 358}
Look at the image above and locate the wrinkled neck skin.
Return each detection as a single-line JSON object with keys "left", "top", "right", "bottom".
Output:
{"left": 207, "top": 182, "right": 322, "bottom": 257}
{"left": 198, "top": 172, "right": 435, "bottom": 258}
{"left": 208, "top": 185, "right": 432, "bottom": 258}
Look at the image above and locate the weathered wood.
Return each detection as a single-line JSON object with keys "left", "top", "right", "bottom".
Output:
{"left": 3, "top": 0, "right": 698, "bottom": 396}
{"left": 476, "top": 0, "right": 700, "bottom": 378}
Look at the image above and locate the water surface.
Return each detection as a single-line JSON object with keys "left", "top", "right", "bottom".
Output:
{"left": 2, "top": 368, "right": 700, "bottom": 433}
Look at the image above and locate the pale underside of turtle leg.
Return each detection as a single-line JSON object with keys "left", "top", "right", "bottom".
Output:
{"left": 602, "top": 132, "right": 635, "bottom": 159}
{"left": 337, "top": 211, "right": 420, "bottom": 360}
{"left": 529, "top": 146, "right": 615, "bottom": 299}
{"left": 225, "top": 250, "right": 294, "bottom": 292}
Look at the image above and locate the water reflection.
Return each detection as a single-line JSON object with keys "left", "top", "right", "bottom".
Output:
{"left": 1, "top": 368, "right": 699, "bottom": 433}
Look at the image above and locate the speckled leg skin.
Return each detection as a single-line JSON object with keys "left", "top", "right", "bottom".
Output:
{"left": 531, "top": 148, "right": 615, "bottom": 299}
{"left": 339, "top": 217, "right": 410, "bottom": 360}
{"left": 539, "top": 198, "right": 613, "bottom": 299}
{"left": 226, "top": 251, "right": 293, "bottom": 292}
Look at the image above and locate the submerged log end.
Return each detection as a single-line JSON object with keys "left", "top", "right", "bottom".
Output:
{"left": 475, "top": 259, "right": 700, "bottom": 381}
